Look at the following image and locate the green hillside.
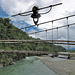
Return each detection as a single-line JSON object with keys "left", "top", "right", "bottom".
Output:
{"left": 0, "top": 17, "right": 66, "bottom": 52}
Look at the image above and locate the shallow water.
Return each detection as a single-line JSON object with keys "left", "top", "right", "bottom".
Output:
{"left": 0, "top": 56, "right": 58, "bottom": 75}
{"left": 48, "top": 57, "right": 66, "bottom": 62}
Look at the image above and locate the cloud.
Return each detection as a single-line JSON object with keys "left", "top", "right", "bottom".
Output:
{"left": 0, "top": 0, "right": 34, "bottom": 15}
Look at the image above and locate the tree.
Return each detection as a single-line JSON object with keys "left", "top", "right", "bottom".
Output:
{"left": 3, "top": 18, "right": 11, "bottom": 25}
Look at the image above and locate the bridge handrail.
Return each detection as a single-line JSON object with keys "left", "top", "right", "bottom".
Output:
{"left": 0, "top": 40, "right": 75, "bottom": 45}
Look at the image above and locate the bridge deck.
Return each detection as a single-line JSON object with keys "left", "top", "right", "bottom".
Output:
{"left": 0, "top": 50, "right": 51, "bottom": 56}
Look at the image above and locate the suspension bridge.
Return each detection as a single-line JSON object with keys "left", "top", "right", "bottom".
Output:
{"left": 25, "top": 14, "right": 75, "bottom": 49}
{"left": 0, "top": 14, "right": 75, "bottom": 59}
{"left": 1, "top": 14, "right": 75, "bottom": 47}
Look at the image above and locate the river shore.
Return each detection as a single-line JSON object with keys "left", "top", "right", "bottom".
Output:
{"left": 38, "top": 56, "right": 75, "bottom": 75}
{"left": 0, "top": 64, "right": 3, "bottom": 68}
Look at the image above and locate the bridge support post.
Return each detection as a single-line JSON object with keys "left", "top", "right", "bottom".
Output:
{"left": 67, "top": 54, "right": 70, "bottom": 59}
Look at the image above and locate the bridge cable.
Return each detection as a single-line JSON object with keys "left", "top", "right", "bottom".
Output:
{"left": 56, "top": 27, "right": 59, "bottom": 53}
{"left": 28, "top": 22, "right": 75, "bottom": 35}
{"left": 35, "top": 32, "right": 36, "bottom": 39}
{"left": 20, "top": 14, "right": 75, "bottom": 29}
{"left": 66, "top": 17, "right": 70, "bottom": 50}
{"left": 57, "top": 27, "right": 58, "bottom": 40}
{"left": 67, "top": 17, "right": 71, "bottom": 59}
{"left": 46, "top": 30, "right": 47, "bottom": 40}
{"left": 24, "top": 27, "right": 26, "bottom": 32}
{"left": 40, "top": 7, "right": 52, "bottom": 15}
{"left": 52, "top": 21, "right": 53, "bottom": 42}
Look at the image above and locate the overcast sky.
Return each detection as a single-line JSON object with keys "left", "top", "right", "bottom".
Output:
{"left": 0, "top": 0, "right": 75, "bottom": 49}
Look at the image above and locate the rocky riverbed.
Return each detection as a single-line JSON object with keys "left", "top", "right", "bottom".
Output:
{"left": 38, "top": 56, "right": 75, "bottom": 75}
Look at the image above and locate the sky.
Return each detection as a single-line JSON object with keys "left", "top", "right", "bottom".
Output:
{"left": 0, "top": 0, "right": 75, "bottom": 49}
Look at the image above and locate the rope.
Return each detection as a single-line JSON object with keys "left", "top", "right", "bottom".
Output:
{"left": 19, "top": 13, "right": 31, "bottom": 16}
{"left": 57, "top": 27, "right": 58, "bottom": 39}
{"left": 40, "top": 7, "right": 52, "bottom": 15}
{"left": 0, "top": 41, "right": 75, "bottom": 45}
{"left": 35, "top": 32, "right": 36, "bottom": 38}
{"left": 21, "top": 14, "right": 75, "bottom": 29}
{"left": 28, "top": 22, "right": 75, "bottom": 34}
{"left": 12, "top": 3, "right": 62, "bottom": 17}
{"left": 24, "top": 28, "right": 26, "bottom": 32}
{"left": 68, "top": 25, "right": 70, "bottom": 50}
{"left": 67, "top": 17, "right": 70, "bottom": 50}
{"left": 52, "top": 21, "right": 53, "bottom": 41}
{"left": 46, "top": 30, "right": 47, "bottom": 40}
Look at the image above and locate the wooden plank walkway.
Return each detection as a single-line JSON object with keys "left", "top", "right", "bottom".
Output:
{"left": 58, "top": 52, "right": 75, "bottom": 59}
{"left": 0, "top": 50, "right": 50, "bottom": 56}
{"left": 0, "top": 40, "right": 75, "bottom": 45}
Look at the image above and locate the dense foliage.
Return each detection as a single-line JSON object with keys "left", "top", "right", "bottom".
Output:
{"left": 67, "top": 50, "right": 75, "bottom": 53}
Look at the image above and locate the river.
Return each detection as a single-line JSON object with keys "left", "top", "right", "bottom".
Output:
{"left": 0, "top": 56, "right": 58, "bottom": 75}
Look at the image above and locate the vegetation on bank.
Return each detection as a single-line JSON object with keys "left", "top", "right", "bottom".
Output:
{"left": 0, "top": 17, "right": 66, "bottom": 66}
{"left": 67, "top": 50, "right": 75, "bottom": 53}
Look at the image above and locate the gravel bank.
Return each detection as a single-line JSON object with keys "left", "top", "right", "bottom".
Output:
{"left": 38, "top": 56, "right": 75, "bottom": 75}
{"left": 0, "top": 64, "right": 3, "bottom": 68}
